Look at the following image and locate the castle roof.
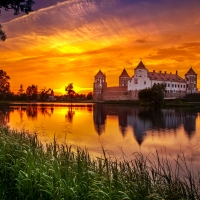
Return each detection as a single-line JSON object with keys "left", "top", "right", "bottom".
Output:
{"left": 134, "top": 61, "right": 147, "bottom": 70}
{"left": 119, "top": 68, "right": 130, "bottom": 77}
{"left": 95, "top": 70, "right": 105, "bottom": 78}
{"left": 148, "top": 71, "right": 185, "bottom": 83}
{"left": 185, "top": 68, "right": 197, "bottom": 75}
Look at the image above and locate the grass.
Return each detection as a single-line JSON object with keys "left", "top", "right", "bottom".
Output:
{"left": 0, "top": 126, "right": 199, "bottom": 200}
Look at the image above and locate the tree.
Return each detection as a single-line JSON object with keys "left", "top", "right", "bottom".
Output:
{"left": 18, "top": 84, "right": 24, "bottom": 95}
{"left": 0, "top": 0, "right": 35, "bottom": 41}
{"left": 65, "top": 83, "right": 76, "bottom": 102}
{"left": 0, "top": 24, "right": 6, "bottom": 41}
{"left": 138, "top": 88, "right": 152, "bottom": 102}
{"left": 138, "top": 84, "right": 165, "bottom": 106}
{"left": 87, "top": 92, "right": 93, "bottom": 100}
{"left": 151, "top": 84, "right": 165, "bottom": 105}
{"left": 16, "top": 84, "right": 27, "bottom": 101}
{"left": 0, "top": 70, "right": 10, "bottom": 100}
{"left": 26, "top": 84, "right": 38, "bottom": 101}
{"left": 0, "top": 0, "right": 35, "bottom": 14}
{"left": 39, "top": 88, "right": 52, "bottom": 102}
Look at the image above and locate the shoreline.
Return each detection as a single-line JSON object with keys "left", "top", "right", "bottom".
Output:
{"left": 0, "top": 99, "right": 200, "bottom": 108}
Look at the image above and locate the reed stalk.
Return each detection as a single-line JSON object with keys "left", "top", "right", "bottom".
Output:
{"left": 0, "top": 126, "right": 199, "bottom": 200}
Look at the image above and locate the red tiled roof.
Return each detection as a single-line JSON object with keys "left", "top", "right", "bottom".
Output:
{"left": 119, "top": 68, "right": 130, "bottom": 77}
{"left": 95, "top": 70, "right": 105, "bottom": 77}
{"left": 134, "top": 61, "right": 147, "bottom": 70}
{"left": 185, "top": 68, "right": 197, "bottom": 75}
{"left": 148, "top": 71, "right": 185, "bottom": 83}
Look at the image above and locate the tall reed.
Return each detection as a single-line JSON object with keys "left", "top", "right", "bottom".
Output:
{"left": 0, "top": 126, "right": 199, "bottom": 200}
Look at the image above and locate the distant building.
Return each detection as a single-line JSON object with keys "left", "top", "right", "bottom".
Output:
{"left": 93, "top": 61, "right": 198, "bottom": 101}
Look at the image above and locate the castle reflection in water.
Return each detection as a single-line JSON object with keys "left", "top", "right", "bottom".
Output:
{"left": 93, "top": 104, "right": 198, "bottom": 145}
{"left": 0, "top": 104, "right": 198, "bottom": 146}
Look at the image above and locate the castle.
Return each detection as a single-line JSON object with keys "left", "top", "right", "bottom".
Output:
{"left": 93, "top": 61, "right": 198, "bottom": 101}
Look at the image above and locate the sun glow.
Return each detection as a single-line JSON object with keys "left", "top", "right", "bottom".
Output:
{"left": 1, "top": 0, "right": 200, "bottom": 94}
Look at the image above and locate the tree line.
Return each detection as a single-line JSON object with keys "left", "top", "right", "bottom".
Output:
{"left": 0, "top": 70, "right": 93, "bottom": 101}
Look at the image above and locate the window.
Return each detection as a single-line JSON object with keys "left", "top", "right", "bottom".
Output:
{"left": 144, "top": 81, "right": 146, "bottom": 85}
{"left": 134, "top": 79, "right": 138, "bottom": 84}
{"left": 168, "top": 84, "right": 170, "bottom": 87}
{"left": 172, "top": 84, "right": 174, "bottom": 87}
{"left": 175, "top": 84, "right": 176, "bottom": 88}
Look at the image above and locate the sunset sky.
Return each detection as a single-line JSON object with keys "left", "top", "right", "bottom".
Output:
{"left": 1, "top": 0, "right": 200, "bottom": 94}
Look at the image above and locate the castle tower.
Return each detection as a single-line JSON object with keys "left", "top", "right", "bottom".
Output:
{"left": 185, "top": 67, "right": 198, "bottom": 94}
{"left": 93, "top": 70, "right": 107, "bottom": 100}
{"left": 134, "top": 61, "right": 148, "bottom": 77}
{"left": 119, "top": 68, "right": 130, "bottom": 87}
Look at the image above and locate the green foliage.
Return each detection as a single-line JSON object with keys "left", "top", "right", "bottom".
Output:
{"left": 0, "top": 127, "right": 199, "bottom": 200}
{"left": 0, "top": 70, "right": 10, "bottom": 100}
{"left": 138, "top": 88, "right": 152, "bottom": 102}
{"left": 139, "top": 84, "right": 165, "bottom": 106}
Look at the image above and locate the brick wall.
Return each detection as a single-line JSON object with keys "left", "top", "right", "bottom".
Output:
{"left": 94, "top": 87, "right": 187, "bottom": 101}
{"left": 102, "top": 90, "right": 132, "bottom": 100}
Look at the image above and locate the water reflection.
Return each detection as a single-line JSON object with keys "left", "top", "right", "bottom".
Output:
{"left": 65, "top": 107, "right": 75, "bottom": 123}
{"left": 93, "top": 104, "right": 106, "bottom": 135}
{"left": 0, "top": 106, "right": 10, "bottom": 126}
{"left": 0, "top": 104, "right": 198, "bottom": 147}
{"left": 93, "top": 105, "right": 198, "bottom": 145}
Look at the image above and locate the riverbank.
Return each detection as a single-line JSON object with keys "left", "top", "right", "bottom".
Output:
{"left": 1, "top": 99, "right": 200, "bottom": 108}
{"left": 0, "top": 126, "right": 199, "bottom": 199}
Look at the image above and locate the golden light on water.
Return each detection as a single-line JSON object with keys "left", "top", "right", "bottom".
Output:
{"left": 6, "top": 105, "right": 200, "bottom": 166}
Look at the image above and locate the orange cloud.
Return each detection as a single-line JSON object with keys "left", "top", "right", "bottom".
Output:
{"left": 0, "top": 0, "right": 200, "bottom": 94}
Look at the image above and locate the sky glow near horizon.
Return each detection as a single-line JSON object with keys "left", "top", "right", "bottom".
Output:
{"left": 0, "top": 0, "right": 200, "bottom": 94}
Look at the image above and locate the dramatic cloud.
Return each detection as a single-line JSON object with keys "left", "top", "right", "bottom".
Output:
{"left": 0, "top": 0, "right": 200, "bottom": 93}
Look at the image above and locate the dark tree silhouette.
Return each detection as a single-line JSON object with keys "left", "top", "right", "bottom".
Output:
{"left": 0, "top": 24, "right": 6, "bottom": 41}
{"left": 65, "top": 83, "right": 76, "bottom": 102}
{"left": 39, "top": 88, "right": 52, "bottom": 102}
{"left": 0, "top": 0, "right": 35, "bottom": 41}
{"left": 17, "top": 84, "right": 27, "bottom": 101}
{"left": 18, "top": 84, "right": 24, "bottom": 95}
{"left": 87, "top": 92, "right": 93, "bottom": 100}
{"left": 0, "top": 0, "right": 35, "bottom": 14}
{"left": 26, "top": 84, "right": 38, "bottom": 101}
{"left": 0, "top": 70, "right": 10, "bottom": 100}
{"left": 138, "top": 84, "right": 165, "bottom": 106}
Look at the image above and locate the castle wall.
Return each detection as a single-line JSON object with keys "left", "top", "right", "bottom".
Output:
{"left": 99, "top": 89, "right": 186, "bottom": 101}
{"left": 102, "top": 86, "right": 132, "bottom": 100}
{"left": 164, "top": 91, "right": 186, "bottom": 98}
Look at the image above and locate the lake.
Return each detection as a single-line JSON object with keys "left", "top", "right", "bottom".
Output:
{"left": 1, "top": 103, "right": 200, "bottom": 168}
